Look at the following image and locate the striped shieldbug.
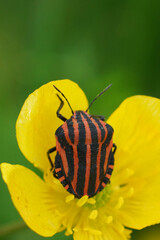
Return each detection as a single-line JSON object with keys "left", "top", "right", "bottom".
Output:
{"left": 47, "top": 84, "right": 116, "bottom": 198}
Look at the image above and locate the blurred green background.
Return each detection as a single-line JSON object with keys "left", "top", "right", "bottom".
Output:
{"left": 0, "top": 0, "right": 160, "bottom": 239}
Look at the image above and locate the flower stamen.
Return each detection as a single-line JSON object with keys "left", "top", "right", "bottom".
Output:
{"left": 105, "top": 215, "right": 113, "bottom": 224}
{"left": 126, "top": 187, "right": 134, "bottom": 197}
{"left": 88, "top": 210, "right": 98, "bottom": 220}
{"left": 115, "top": 197, "right": 124, "bottom": 209}
{"left": 87, "top": 198, "right": 96, "bottom": 205}
{"left": 65, "top": 194, "right": 75, "bottom": 203}
{"left": 77, "top": 195, "right": 88, "bottom": 207}
{"left": 83, "top": 227, "right": 102, "bottom": 235}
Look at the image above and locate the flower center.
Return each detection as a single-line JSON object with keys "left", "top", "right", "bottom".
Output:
{"left": 94, "top": 184, "right": 112, "bottom": 208}
{"left": 85, "top": 184, "right": 112, "bottom": 209}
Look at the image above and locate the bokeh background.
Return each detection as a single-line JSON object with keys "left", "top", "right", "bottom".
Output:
{"left": 0, "top": 0, "right": 160, "bottom": 239}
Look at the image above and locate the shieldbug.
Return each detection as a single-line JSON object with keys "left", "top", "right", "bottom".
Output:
{"left": 47, "top": 84, "right": 116, "bottom": 198}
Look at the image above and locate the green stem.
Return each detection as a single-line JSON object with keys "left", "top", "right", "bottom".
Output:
{"left": 0, "top": 221, "right": 27, "bottom": 237}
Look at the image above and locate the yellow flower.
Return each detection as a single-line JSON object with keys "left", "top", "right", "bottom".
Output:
{"left": 1, "top": 79, "right": 160, "bottom": 240}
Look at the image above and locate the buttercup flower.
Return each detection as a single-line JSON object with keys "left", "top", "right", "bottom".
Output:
{"left": 1, "top": 80, "right": 160, "bottom": 240}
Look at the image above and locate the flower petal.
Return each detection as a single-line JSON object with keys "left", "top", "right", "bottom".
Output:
{"left": 107, "top": 96, "right": 160, "bottom": 229}
{"left": 1, "top": 163, "right": 62, "bottom": 237}
{"left": 108, "top": 95, "right": 160, "bottom": 176}
{"left": 73, "top": 224, "right": 131, "bottom": 240}
{"left": 16, "top": 80, "right": 88, "bottom": 171}
{"left": 117, "top": 174, "right": 160, "bottom": 229}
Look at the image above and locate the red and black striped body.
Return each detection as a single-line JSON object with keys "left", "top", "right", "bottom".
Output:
{"left": 55, "top": 111, "right": 114, "bottom": 198}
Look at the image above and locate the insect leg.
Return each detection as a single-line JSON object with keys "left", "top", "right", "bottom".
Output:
{"left": 90, "top": 115, "right": 105, "bottom": 121}
{"left": 47, "top": 146, "right": 56, "bottom": 171}
{"left": 113, "top": 143, "right": 117, "bottom": 154}
{"left": 56, "top": 94, "right": 67, "bottom": 122}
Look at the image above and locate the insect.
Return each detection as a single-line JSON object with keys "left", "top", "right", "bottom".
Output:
{"left": 47, "top": 84, "right": 116, "bottom": 198}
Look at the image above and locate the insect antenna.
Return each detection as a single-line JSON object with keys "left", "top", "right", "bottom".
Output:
{"left": 53, "top": 85, "right": 74, "bottom": 115}
{"left": 86, "top": 84, "right": 112, "bottom": 112}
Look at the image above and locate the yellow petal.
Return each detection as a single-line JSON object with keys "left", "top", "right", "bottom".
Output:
{"left": 73, "top": 225, "right": 131, "bottom": 240}
{"left": 16, "top": 80, "right": 88, "bottom": 171}
{"left": 108, "top": 95, "right": 160, "bottom": 179}
{"left": 116, "top": 173, "right": 160, "bottom": 229}
{"left": 1, "top": 163, "right": 62, "bottom": 237}
{"left": 107, "top": 96, "right": 160, "bottom": 229}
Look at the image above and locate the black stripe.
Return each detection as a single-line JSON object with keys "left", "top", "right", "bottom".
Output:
{"left": 55, "top": 152, "right": 74, "bottom": 195}
{"left": 55, "top": 126, "right": 66, "bottom": 147}
{"left": 81, "top": 112, "right": 98, "bottom": 143}
{"left": 66, "top": 118, "right": 75, "bottom": 144}
{"left": 107, "top": 150, "right": 114, "bottom": 173}
{"left": 99, "top": 151, "right": 114, "bottom": 191}
{"left": 107, "top": 167, "right": 113, "bottom": 175}
{"left": 99, "top": 153, "right": 113, "bottom": 190}
{"left": 105, "top": 124, "right": 113, "bottom": 145}
{"left": 55, "top": 152, "right": 62, "bottom": 169}
{"left": 93, "top": 118, "right": 106, "bottom": 142}
{"left": 76, "top": 144, "right": 87, "bottom": 197}
{"left": 61, "top": 179, "right": 67, "bottom": 186}
{"left": 55, "top": 152, "right": 67, "bottom": 182}
{"left": 102, "top": 151, "right": 114, "bottom": 184}
{"left": 109, "top": 151, "right": 114, "bottom": 165}
{"left": 99, "top": 147, "right": 114, "bottom": 182}
{"left": 98, "top": 184, "right": 104, "bottom": 192}
{"left": 65, "top": 144, "right": 74, "bottom": 181}
{"left": 76, "top": 112, "right": 86, "bottom": 144}
{"left": 103, "top": 176, "right": 110, "bottom": 184}
{"left": 55, "top": 125, "right": 75, "bottom": 181}
{"left": 56, "top": 170, "right": 64, "bottom": 179}
{"left": 99, "top": 143, "right": 107, "bottom": 179}
{"left": 55, "top": 152, "right": 65, "bottom": 175}
{"left": 87, "top": 143, "right": 99, "bottom": 196}
{"left": 98, "top": 124, "right": 113, "bottom": 179}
